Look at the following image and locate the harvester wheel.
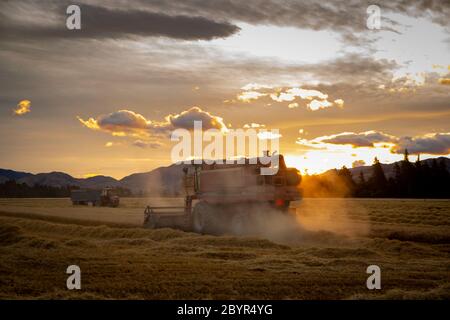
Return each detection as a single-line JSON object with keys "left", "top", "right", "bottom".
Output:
{"left": 230, "top": 212, "right": 248, "bottom": 235}
{"left": 144, "top": 216, "right": 157, "bottom": 229}
{"left": 192, "top": 202, "right": 216, "bottom": 234}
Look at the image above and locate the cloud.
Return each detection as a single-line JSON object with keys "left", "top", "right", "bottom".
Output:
{"left": 298, "top": 130, "right": 397, "bottom": 148}
{"left": 98, "top": 110, "right": 151, "bottom": 130}
{"left": 237, "top": 91, "right": 267, "bottom": 102}
{"left": 78, "top": 106, "right": 228, "bottom": 140}
{"left": 270, "top": 87, "right": 328, "bottom": 102}
{"left": 297, "top": 130, "right": 450, "bottom": 155}
{"left": 241, "top": 83, "right": 273, "bottom": 91}
{"left": 392, "top": 133, "right": 450, "bottom": 155}
{"left": 320, "top": 131, "right": 397, "bottom": 147}
{"left": 132, "top": 140, "right": 162, "bottom": 149}
{"left": 334, "top": 99, "right": 345, "bottom": 107}
{"left": 303, "top": 54, "right": 398, "bottom": 82}
{"left": 269, "top": 92, "right": 295, "bottom": 102}
{"left": 77, "top": 110, "right": 153, "bottom": 137}
{"left": 1, "top": 4, "right": 240, "bottom": 41}
{"left": 14, "top": 100, "right": 31, "bottom": 115}
{"left": 257, "top": 131, "right": 282, "bottom": 140}
{"left": 105, "top": 141, "right": 123, "bottom": 147}
{"left": 165, "top": 107, "right": 228, "bottom": 131}
{"left": 243, "top": 123, "right": 265, "bottom": 128}
{"left": 128, "top": 0, "right": 450, "bottom": 40}
{"left": 307, "top": 99, "right": 333, "bottom": 111}
{"left": 287, "top": 87, "right": 328, "bottom": 100}
{"left": 237, "top": 85, "right": 342, "bottom": 111}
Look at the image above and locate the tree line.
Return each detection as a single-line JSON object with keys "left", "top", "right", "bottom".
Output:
{"left": 0, "top": 181, "right": 132, "bottom": 198}
{"left": 0, "top": 180, "right": 73, "bottom": 197}
{"left": 301, "top": 151, "right": 450, "bottom": 198}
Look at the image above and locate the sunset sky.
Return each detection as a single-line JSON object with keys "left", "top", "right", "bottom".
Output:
{"left": 1, "top": 0, "right": 449, "bottom": 179}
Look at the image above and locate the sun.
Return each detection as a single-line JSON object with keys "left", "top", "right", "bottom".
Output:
{"left": 284, "top": 145, "right": 405, "bottom": 175}
{"left": 83, "top": 173, "right": 101, "bottom": 179}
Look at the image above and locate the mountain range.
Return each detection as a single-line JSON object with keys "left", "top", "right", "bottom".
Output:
{"left": 0, "top": 164, "right": 187, "bottom": 195}
{"left": 1, "top": 157, "right": 449, "bottom": 195}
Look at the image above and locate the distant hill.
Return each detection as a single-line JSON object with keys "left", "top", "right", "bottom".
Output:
{"left": 0, "top": 170, "right": 120, "bottom": 190}
{"left": 0, "top": 169, "right": 33, "bottom": 181}
{"left": 1, "top": 157, "right": 449, "bottom": 196}
{"left": 119, "top": 164, "right": 189, "bottom": 195}
{"left": 17, "top": 172, "right": 80, "bottom": 188}
{"left": 0, "top": 163, "right": 189, "bottom": 195}
{"left": 81, "top": 175, "right": 120, "bottom": 189}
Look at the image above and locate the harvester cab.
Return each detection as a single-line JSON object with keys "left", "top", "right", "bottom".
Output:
{"left": 144, "top": 154, "right": 302, "bottom": 234}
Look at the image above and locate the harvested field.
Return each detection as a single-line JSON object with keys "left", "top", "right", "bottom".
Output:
{"left": 0, "top": 198, "right": 449, "bottom": 299}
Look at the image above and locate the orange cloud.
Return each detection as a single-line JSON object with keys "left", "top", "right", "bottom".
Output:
{"left": 14, "top": 100, "right": 31, "bottom": 115}
{"left": 237, "top": 91, "right": 267, "bottom": 102}
{"left": 297, "top": 130, "right": 450, "bottom": 155}
{"left": 334, "top": 99, "right": 344, "bottom": 108}
{"left": 165, "top": 107, "right": 228, "bottom": 132}
{"left": 392, "top": 133, "right": 450, "bottom": 155}
{"left": 78, "top": 109, "right": 157, "bottom": 138}
{"left": 243, "top": 123, "right": 265, "bottom": 128}
{"left": 257, "top": 131, "right": 282, "bottom": 140}
{"left": 132, "top": 140, "right": 163, "bottom": 149}
{"left": 297, "top": 131, "right": 397, "bottom": 148}
{"left": 236, "top": 85, "right": 343, "bottom": 111}
{"left": 307, "top": 99, "right": 333, "bottom": 111}
{"left": 78, "top": 107, "right": 229, "bottom": 147}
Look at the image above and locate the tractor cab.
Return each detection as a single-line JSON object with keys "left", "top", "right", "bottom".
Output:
{"left": 100, "top": 188, "right": 120, "bottom": 207}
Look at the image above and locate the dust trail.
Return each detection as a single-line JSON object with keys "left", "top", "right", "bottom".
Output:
{"left": 224, "top": 203, "right": 360, "bottom": 245}
{"left": 294, "top": 199, "right": 370, "bottom": 237}
{"left": 294, "top": 171, "right": 370, "bottom": 237}
{"left": 221, "top": 170, "right": 371, "bottom": 243}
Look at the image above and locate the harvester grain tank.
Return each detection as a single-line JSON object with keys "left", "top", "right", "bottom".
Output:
{"left": 144, "top": 154, "right": 301, "bottom": 233}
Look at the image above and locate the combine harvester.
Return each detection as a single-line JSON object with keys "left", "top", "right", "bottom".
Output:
{"left": 144, "top": 154, "right": 301, "bottom": 234}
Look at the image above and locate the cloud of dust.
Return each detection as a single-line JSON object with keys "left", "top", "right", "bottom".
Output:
{"left": 225, "top": 200, "right": 368, "bottom": 245}
{"left": 223, "top": 170, "right": 370, "bottom": 242}
{"left": 294, "top": 199, "right": 369, "bottom": 237}
{"left": 294, "top": 172, "right": 370, "bottom": 237}
{"left": 300, "top": 170, "right": 353, "bottom": 198}
{"left": 224, "top": 204, "right": 304, "bottom": 243}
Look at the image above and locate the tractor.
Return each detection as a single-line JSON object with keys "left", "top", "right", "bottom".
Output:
{"left": 71, "top": 187, "right": 120, "bottom": 207}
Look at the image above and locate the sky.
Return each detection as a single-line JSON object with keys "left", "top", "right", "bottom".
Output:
{"left": 0, "top": 0, "right": 449, "bottom": 179}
